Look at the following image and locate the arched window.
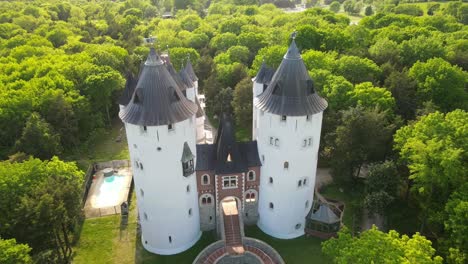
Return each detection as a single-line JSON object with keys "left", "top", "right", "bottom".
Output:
{"left": 144, "top": 212, "right": 148, "bottom": 220}
{"left": 269, "top": 177, "right": 273, "bottom": 184}
{"left": 303, "top": 178, "right": 307, "bottom": 185}
{"left": 246, "top": 193, "right": 251, "bottom": 200}
{"left": 188, "top": 208, "right": 192, "bottom": 216}
{"left": 202, "top": 174, "right": 210, "bottom": 185}
{"left": 275, "top": 138, "right": 279, "bottom": 147}
{"left": 269, "top": 202, "right": 274, "bottom": 209}
{"left": 207, "top": 197, "right": 212, "bottom": 204}
{"left": 186, "top": 185, "right": 190, "bottom": 193}
{"left": 202, "top": 197, "right": 207, "bottom": 204}
{"left": 248, "top": 170, "right": 255, "bottom": 181}
{"left": 298, "top": 180, "right": 302, "bottom": 187}
{"left": 284, "top": 161, "right": 289, "bottom": 169}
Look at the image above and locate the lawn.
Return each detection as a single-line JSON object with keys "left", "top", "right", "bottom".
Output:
{"left": 245, "top": 226, "right": 331, "bottom": 264}
{"left": 66, "top": 119, "right": 129, "bottom": 171}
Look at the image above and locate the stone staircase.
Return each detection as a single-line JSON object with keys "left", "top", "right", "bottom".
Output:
{"left": 221, "top": 199, "right": 244, "bottom": 255}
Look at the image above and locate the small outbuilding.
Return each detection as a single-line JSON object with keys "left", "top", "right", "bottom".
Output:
{"left": 305, "top": 200, "right": 343, "bottom": 239}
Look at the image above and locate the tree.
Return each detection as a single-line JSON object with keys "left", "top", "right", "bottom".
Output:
{"left": 215, "top": 63, "right": 248, "bottom": 88}
{"left": 364, "top": 6, "right": 373, "bottom": 16}
{"left": 295, "top": 25, "right": 322, "bottom": 51}
{"left": 180, "top": 14, "right": 202, "bottom": 31}
{"left": 330, "top": 2, "right": 341, "bottom": 13}
{"left": 207, "top": 86, "right": 234, "bottom": 118}
{"left": 334, "top": 55, "right": 381, "bottom": 84}
{"left": 0, "top": 157, "right": 83, "bottom": 263}
{"left": 0, "top": 238, "right": 32, "bottom": 264}
{"left": 250, "top": 45, "right": 287, "bottom": 76}
{"left": 399, "top": 35, "right": 446, "bottom": 66}
{"left": 15, "top": 112, "right": 62, "bottom": 160}
{"left": 232, "top": 78, "right": 252, "bottom": 132}
{"left": 384, "top": 70, "right": 417, "bottom": 120}
{"left": 350, "top": 82, "right": 396, "bottom": 114}
{"left": 238, "top": 32, "right": 267, "bottom": 54}
{"left": 322, "top": 226, "right": 443, "bottom": 263}
{"left": 394, "top": 110, "right": 467, "bottom": 242}
{"left": 227, "top": 45, "right": 251, "bottom": 64}
{"left": 331, "top": 106, "right": 395, "bottom": 183}
{"left": 393, "top": 5, "right": 424, "bottom": 16}
{"left": 444, "top": 184, "right": 468, "bottom": 260}
{"left": 409, "top": 58, "right": 467, "bottom": 112}
{"left": 322, "top": 75, "right": 354, "bottom": 111}
{"left": 369, "top": 38, "right": 399, "bottom": 65}
{"left": 364, "top": 161, "right": 399, "bottom": 215}
{"left": 210, "top": 32, "right": 238, "bottom": 51}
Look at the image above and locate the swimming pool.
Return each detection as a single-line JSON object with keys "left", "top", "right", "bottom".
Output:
{"left": 95, "top": 174, "right": 127, "bottom": 208}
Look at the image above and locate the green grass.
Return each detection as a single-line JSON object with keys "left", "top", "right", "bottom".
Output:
{"left": 67, "top": 120, "right": 129, "bottom": 171}
{"left": 245, "top": 226, "right": 331, "bottom": 264}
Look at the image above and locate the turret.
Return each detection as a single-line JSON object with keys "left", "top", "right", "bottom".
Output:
{"left": 119, "top": 48, "right": 201, "bottom": 255}
{"left": 253, "top": 39, "right": 328, "bottom": 239}
{"left": 252, "top": 61, "right": 275, "bottom": 139}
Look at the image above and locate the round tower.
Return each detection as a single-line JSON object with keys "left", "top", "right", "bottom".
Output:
{"left": 119, "top": 48, "right": 201, "bottom": 254}
{"left": 253, "top": 40, "right": 328, "bottom": 239}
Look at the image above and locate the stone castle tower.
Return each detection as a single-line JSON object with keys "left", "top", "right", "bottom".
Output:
{"left": 252, "top": 40, "right": 328, "bottom": 239}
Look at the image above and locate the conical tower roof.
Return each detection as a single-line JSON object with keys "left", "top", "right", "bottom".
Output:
{"left": 166, "top": 61, "right": 189, "bottom": 91}
{"left": 118, "top": 72, "right": 138, "bottom": 106}
{"left": 254, "top": 61, "right": 276, "bottom": 85}
{"left": 119, "top": 48, "right": 197, "bottom": 126}
{"left": 254, "top": 40, "right": 328, "bottom": 116}
{"left": 184, "top": 58, "right": 198, "bottom": 82}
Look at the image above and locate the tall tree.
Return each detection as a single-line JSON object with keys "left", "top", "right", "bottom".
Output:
{"left": 15, "top": 112, "right": 62, "bottom": 160}
{"left": 322, "top": 226, "right": 443, "bottom": 263}
{"left": 232, "top": 78, "right": 252, "bottom": 132}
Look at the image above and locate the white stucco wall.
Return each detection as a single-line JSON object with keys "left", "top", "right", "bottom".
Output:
{"left": 125, "top": 118, "right": 201, "bottom": 255}
{"left": 252, "top": 81, "right": 264, "bottom": 140}
{"left": 255, "top": 109, "right": 323, "bottom": 239}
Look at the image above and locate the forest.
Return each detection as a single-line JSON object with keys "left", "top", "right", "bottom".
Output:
{"left": 0, "top": 0, "right": 466, "bottom": 263}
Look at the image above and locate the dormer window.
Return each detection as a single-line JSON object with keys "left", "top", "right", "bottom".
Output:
{"left": 181, "top": 142, "right": 194, "bottom": 177}
{"left": 281, "top": 115, "right": 287, "bottom": 122}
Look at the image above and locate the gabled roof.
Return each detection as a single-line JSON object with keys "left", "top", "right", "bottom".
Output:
{"left": 181, "top": 142, "right": 195, "bottom": 162}
{"left": 254, "top": 40, "right": 328, "bottom": 116}
{"left": 166, "top": 61, "right": 189, "bottom": 91}
{"left": 308, "top": 203, "right": 340, "bottom": 224}
{"left": 184, "top": 58, "right": 198, "bottom": 82}
{"left": 254, "top": 61, "right": 276, "bottom": 85}
{"left": 179, "top": 68, "right": 194, "bottom": 88}
{"left": 195, "top": 115, "right": 261, "bottom": 173}
{"left": 118, "top": 72, "right": 138, "bottom": 106}
{"left": 119, "top": 48, "right": 197, "bottom": 126}
{"left": 214, "top": 114, "right": 246, "bottom": 174}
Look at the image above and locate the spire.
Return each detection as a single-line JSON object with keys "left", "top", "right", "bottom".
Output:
{"left": 253, "top": 35, "right": 328, "bottom": 116}
{"left": 119, "top": 48, "right": 197, "bottom": 126}
{"left": 254, "top": 60, "right": 275, "bottom": 85}
{"left": 145, "top": 47, "right": 163, "bottom": 66}
{"left": 214, "top": 114, "right": 247, "bottom": 174}
{"left": 284, "top": 39, "right": 301, "bottom": 60}
{"left": 184, "top": 56, "right": 198, "bottom": 82}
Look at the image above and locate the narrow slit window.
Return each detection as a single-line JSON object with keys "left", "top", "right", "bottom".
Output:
{"left": 186, "top": 185, "right": 190, "bottom": 193}
{"left": 169, "top": 236, "right": 172, "bottom": 243}
{"left": 284, "top": 161, "right": 289, "bottom": 169}
{"left": 275, "top": 138, "right": 279, "bottom": 147}
{"left": 298, "top": 180, "right": 302, "bottom": 187}
{"left": 269, "top": 202, "right": 274, "bottom": 209}
{"left": 269, "top": 177, "right": 273, "bottom": 184}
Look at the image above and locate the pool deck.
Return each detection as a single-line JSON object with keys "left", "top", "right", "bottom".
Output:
{"left": 84, "top": 166, "right": 133, "bottom": 218}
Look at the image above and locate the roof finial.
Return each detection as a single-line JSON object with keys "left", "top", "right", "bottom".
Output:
{"left": 144, "top": 35, "right": 156, "bottom": 45}
{"left": 290, "top": 30, "right": 297, "bottom": 40}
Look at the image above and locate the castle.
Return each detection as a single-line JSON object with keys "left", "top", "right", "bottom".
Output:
{"left": 118, "top": 39, "right": 328, "bottom": 256}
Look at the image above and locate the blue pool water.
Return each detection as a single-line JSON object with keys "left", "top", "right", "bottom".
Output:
{"left": 96, "top": 174, "right": 126, "bottom": 207}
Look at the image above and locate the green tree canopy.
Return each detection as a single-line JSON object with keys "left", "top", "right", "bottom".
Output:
{"left": 322, "top": 226, "right": 443, "bottom": 263}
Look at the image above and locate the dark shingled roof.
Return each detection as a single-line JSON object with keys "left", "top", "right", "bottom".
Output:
{"left": 181, "top": 142, "right": 195, "bottom": 162}
{"left": 119, "top": 48, "right": 197, "bottom": 126}
{"left": 166, "top": 61, "right": 188, "bottom": 91}
{"left": 195, "top": 115, "right": 261, "bottom": 173}
{"left": 254, "top": 40, "right": 328, "bottom": 116}
{"left": 184, "top": 58, "right": 198, "bottom": 82}
{"left": 118, "top": 72, "right": 138, "bottom": 106}
{"left": 179, "top": 68, "right": 194, "bottom": 88}
{"left": 254, "top": 61, "right": 275, "bottom": 85}
{"left": 195, "top": 144, "right": 215, "bottom": 171}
